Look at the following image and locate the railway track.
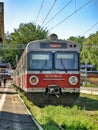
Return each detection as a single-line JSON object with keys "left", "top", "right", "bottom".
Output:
{"left": 0, "top": 82, "right": 43, "bottom": 130}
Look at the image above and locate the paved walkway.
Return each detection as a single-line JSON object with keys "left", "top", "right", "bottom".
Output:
{"left": 80, "top": 87, "right": 98, "bottom": 95}
{"left": 0, "top": 83, "right": 39, "bottom": 130}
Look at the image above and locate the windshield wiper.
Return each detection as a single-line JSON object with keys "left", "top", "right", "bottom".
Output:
{"left": 60, "top": 59, "right": 67, "bottom": 73}
{"left": 40, "top": 60, "right": 48, "bottom": 73}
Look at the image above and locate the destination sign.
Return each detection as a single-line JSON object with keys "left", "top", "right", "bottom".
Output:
{"left": 40, "top": 43, "right": 67, "bottom": 49}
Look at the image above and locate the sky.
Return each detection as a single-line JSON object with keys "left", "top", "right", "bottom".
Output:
{"left": 0, "top": 0, "right": 98, "bottom": 39}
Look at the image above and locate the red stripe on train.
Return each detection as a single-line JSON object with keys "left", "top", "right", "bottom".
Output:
{"left": 26, "top": 74, "right": 80, "bottom": 88}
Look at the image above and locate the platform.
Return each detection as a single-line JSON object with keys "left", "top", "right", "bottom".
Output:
{"left": 0, "top": 82, "right": 39, "bottom": 130}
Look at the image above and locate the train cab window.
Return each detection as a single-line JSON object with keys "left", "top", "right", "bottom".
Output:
{"left": 55, "top": 52, "right": 79, "bottom": 70}
{"left": 29, "top": 52, "right": 52, "bottom": 70}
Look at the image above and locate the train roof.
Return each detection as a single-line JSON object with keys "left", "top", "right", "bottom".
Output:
{"left": 26, "top": 38, "right": 80, "bottom": 52}
{"left": 27, "top": 33, "right": 79, "bottom": 45}
{"left": 28, "top": 39, "right": 78, "bottom": 44}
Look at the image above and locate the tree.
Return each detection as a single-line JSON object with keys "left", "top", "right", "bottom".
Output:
{"left": 3, "top": 22, "right": 48, "bottom": 68}
{"left": 81, "top": 31, "right": 98, "bottom": 69}
{"left": 6, "top": 22, "right": 48, "bottom": 44}
{"left": 68, "top": 36, "right": 85, "bottom": 44}
{"left": 68, "top": 32, "right": 98, "bottom": 69}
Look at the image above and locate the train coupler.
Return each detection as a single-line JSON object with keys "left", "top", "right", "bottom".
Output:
{"left": 46, "top": 85, "right": 60, "bottom": 95}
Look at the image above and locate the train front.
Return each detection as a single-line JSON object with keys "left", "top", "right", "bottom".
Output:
{"left": 26, "top": 34, "right": 80, "bottom": 105}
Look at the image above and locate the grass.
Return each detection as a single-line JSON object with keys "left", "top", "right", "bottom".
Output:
{"left": 74, "top": 93, "right": 98, "bottom": 110}
{"left": 14, "top": 86, "right": 98, "bottom": 130}
{"left": 82, "top": 82, "right": 98, "bottom": 87}
{"left": 40, "top": 105, "right": 98, "bottom": 130}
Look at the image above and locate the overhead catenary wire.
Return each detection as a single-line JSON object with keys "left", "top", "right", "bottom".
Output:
{"left": 43, "top": 0, "right": 73, "bottom": 27}
{"left": 48, "top": 0, "right": 93, "bottom": 31}
{"left": 35, "top": 0, "right": 45, "bottom": 23}
{"left": 41, "top": 0, "right": 58, "bottom": 26}
{"left": 75, "top": 0, "right": 76, "bottom": 12}
{"left": 83, "top": 22, "right": 98, "bottom": 35}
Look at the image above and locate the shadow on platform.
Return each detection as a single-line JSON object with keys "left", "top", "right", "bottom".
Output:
{"left": 0, "top": 111, "right": 37, "bottom": 130}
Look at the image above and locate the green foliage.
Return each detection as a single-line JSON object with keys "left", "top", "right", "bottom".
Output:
{"left": 0, "top": 47, "right": 23, "bottom": 68}
{"left": 2, "top": 22, "right": 48, "bottom": 68}
{"left": 41, "top": 105, "right": 98, "bottom": 130}
{"left": 68, "top": 31, "right": 98, "bottom": 69}
{"left": 82, "top": 82, "right": 98, "bottom": 88}
{"left": 14, "top": 85, "right": 98, "bottom": 130}
{"left": 68, "top": 36, "right": 85, "bottom": 44}
{"left": 8, "top": 22, "right": 48, "bottom": 44}
{"left": 81, "top": 31, "right": 98, "bottom": 69}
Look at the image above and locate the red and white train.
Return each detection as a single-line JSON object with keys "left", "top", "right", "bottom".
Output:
{"left": 13, "top": 34, "right": 80, "bottom": 105}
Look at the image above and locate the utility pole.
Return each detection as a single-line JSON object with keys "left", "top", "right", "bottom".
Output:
{"left": 0, "top": 2, "right": 4, "bottom": 43}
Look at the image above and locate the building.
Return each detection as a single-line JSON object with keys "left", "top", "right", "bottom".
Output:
{"left": 0, "top": 62, "right": 13, "bottom": 80}
{"left": 0, "top": 2, "right": 4, "bottom": 43}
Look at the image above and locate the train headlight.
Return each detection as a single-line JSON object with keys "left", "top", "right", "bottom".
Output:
{"left": 29, "top": 76, "right": 39, "bottom": 85}
{"left": 49, "top": 33, "right": 58, "bottom": 42}
{"left": 69, "top": 76, "right": 78, "bottom": 85}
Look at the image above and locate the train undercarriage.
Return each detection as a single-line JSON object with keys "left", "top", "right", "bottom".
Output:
{"left": 25, "top": 92, "right": 80, "bottom": 106}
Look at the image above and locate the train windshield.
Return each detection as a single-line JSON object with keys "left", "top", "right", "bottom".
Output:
{"left": 29, "top": 52, "right": 52, "bottom": 70}
{"left": 55, "top": 52, "right": 79, "bottom": 70}
{"left": 29, "top": 51, "right": 79, "bottom": 70}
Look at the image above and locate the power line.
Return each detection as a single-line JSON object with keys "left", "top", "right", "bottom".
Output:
{"left": 49, "top": 0, "right": 93, "bottom": 31}
{"left": 43, "top": 0, "right": 73, "bottom": 27}
{"left": 41, "top": 0, "right": 58, "bottom": 26}
{"left": 75, "top": 0, "right": 76, "bottom": 12}
{"left": 35, "top": 0, "right": 45, "bottom": 23}
{"left": 83, "top": 22, "right": 98, "bottom": 35}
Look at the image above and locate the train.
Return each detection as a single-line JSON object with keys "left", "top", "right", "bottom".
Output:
{"left": 13, "top": 34, "right": 80, "bottom": 105}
